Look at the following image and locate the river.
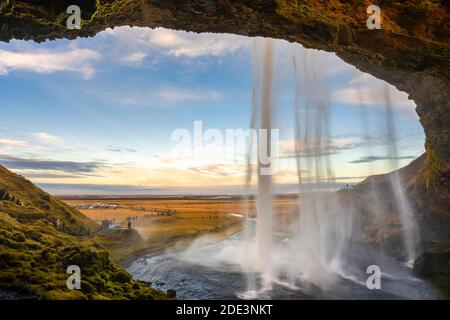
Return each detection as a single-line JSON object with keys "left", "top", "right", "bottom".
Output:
{"left": 127, "top": 231, "right": 438, "bottom": 300}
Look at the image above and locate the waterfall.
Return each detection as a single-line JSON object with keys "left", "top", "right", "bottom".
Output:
{"left": 290, "top": 47, "right": 353, "bottom": 287}
{"left": 382, "top": 86, "right": 419, "bottom": 261}
{"left": 246, "top": 38, "right": 420, "bottom": 292}
{"left": 247, "top": 38, "right": 276, "bottom": 288}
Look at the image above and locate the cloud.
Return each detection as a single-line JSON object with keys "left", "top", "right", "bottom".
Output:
{"left": 0, "top": 139, "right": 28, "bottom": 147}
{"left": 20, "top": 172, "right": 85, "bottom": 179}
{"left": 121, "top": 52, "right": 148, "bottom": 64}
{"left": 145, "top": 28, "right": 249, "bottom": 57}
{"left": 106, "top": 145, "right": 138, "bottom": 153}
{"left": 32, "top": 132, "right": 62, "bottom": 143}
{"left": 331, "top": 86, "right": 415, "bottom": 108}
{"left": 0, "top": 155, "right": 105, "bottom": 173}
{"left": 279, "top": 138, "right": 363, "bottom": 158}
{"left": 98, "top": 87, "right": 224, "bottom": 107}
{"left": 348, "top": 155, "right": 415, "bottom": 164}
{"left": 157, "top": 88, "right": 222, "bottom": 102}
{"left": 279, "top": 135, "right": 417, "bottom": 160}
{"left": 103, "top": 27, "right": 249, "bottom": 58}
{"left": 348, "top": 72, "right": 377, "bottom": 85}
{"left": 184, "top": 163, "right": 244, "bottom": 178}
{"left": 329, "top": 72, "right": 417, "bottom": 117}
{"left": 0, "top": 47, "right": 100, "bottom": 79}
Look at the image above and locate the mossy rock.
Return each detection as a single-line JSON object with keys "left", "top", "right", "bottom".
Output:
{"left": 413, "top": 243, "right": 450, "bottom": 298}
{"left": 111, "top": 270, "right": 132, "bottom": 284}
{"left": 0, "top": 212, "right": 166, "bottom": 300}
{"left": 80, "top": 280, "right": 96, "bottom": 294}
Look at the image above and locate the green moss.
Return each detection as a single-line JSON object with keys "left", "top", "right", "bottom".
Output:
{"left": 0, "top": 164, "right": 98, "bottom": 234}
{"left": 276, "top": 0, "right": 361, "bottom": 30}
{"left": 83, "top": 0, "right": 135, "bottom": 26}
{"left": 423, "top": 147, "right": 442, "bottom": 189}
{"left": 111, "top": 270, "right": 132, "bottom": 284}
{"left": 0, "top": 212, "right": 166, "bottom": 300}
{"left": 413, "top": 243, "right": 450, "bottom": 298}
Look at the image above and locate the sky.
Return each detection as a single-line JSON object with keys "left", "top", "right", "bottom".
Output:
{"left": 0, "top": 27, "right": 425, "bottom": 195}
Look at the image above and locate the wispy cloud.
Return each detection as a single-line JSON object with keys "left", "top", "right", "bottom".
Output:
{"left": 279, "top": 138, "right": 363, "bottom": 158}
{"left": 0, "top": 139, "right": 28, "bottom": 147}
{"left": 106, "top": 145, "right": 138, "bottom": 153}
{"left": 348, "top": 72, "right": 376, "bottom": 85}
{"left": 331, "top": 86, "right": 415, "bottom": 108}
{"left": 20, "top": 172, "right": 85, "bottom": 179}
{"left": 184, "top": 163, "right": 244, "bottom": 178}
{"left": 121, "top": 52, "right": 148, "bottom": 64}
{"left": 0, "top": 47, "right": 100, "bottom": 79}
{"left": 94, "top": 86, "right": 224, "bottom": 107}
{"left": 157, "top": 88, "right": 222, "bottom": 102}
{"left": 348, "top": 155, "right": 415, "bottom": 164}
{"left": 329, "top": 71, "right": 417, "bottom": 117}
{"left": 32, "top": 132, "right": 62, "bottom": 143}
{"left": 102, "top": 27, "right": 249, "bottom": 59}
{"left": 0, "top": 155, "right": 105, "bottom": 173}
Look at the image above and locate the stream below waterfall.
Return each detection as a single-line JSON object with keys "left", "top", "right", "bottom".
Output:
{"left": 127, "top": 231, "right": 438, "bottom": 300}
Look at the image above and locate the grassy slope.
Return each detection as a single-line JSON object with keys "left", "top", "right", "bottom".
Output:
{"left": 0, "top": 165, "right": 166, "bottom": 300}
{"left": 0, "top": 165, "right": 97, "bottom": 234}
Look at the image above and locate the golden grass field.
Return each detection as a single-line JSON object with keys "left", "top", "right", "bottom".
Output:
{"left": 62, "top": 197, "right": 299, "bottom": 264}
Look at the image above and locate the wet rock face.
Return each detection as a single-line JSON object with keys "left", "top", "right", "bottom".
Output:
{"left": 167, "top": 289, "right": 176, "bottom": 299}
{"left": 413, "top": 243, "right": 450, "bottom": 298}
{"left": 0, "top": 2, "right": 448, "bottom": 185}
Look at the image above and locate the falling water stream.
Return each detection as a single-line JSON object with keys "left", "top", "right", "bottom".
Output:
{"left": 128, "top": 39, "right": 435, "bottom": 299}
{"left": 254, "top": 38, "right": 275, "bottom": 285}
{"left": 382, "top": 86, "right": 420, "bottom": 262}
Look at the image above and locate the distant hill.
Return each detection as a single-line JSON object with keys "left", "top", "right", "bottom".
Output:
{"left": 0, "top": 165, "right": 98, "bottom": 234}
{"left": 338, "top": 154, "right": 450, "bottom": 258}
